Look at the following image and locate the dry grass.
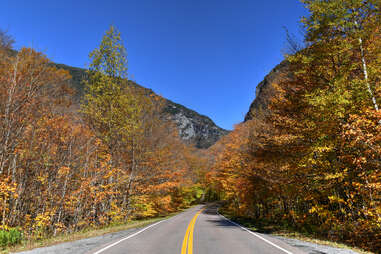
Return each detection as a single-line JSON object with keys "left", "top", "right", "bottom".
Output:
{"left": 272, "top": 231, "right": 374, "bottom": 254}
{"left": 1, "top": 214, "right": 177, "bottom": 254}
{"left": 219, "top": 209, "right": 374, "bottom": 254}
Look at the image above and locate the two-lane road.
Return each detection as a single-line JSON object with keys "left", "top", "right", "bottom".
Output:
{"left": 90, "top": 204, "right": 305, "bottom": 254}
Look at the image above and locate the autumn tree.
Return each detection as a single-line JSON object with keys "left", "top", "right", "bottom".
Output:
{"left": 81, "top": 26, "right": 191, "bottom": 219}
{"left": 0, "top": 48, "right": 70, "bottom": 176}
{"left": 212, "top": 1, "right": 380, "bottom": 252}
{"left": 0, "top": 27, "right": 203, "bottom": 246}
{"left": 0, "top": 47, "right": 71, "bottom": 231}
{"left": 301, "top": 0, "right": 380, "bottom": 112}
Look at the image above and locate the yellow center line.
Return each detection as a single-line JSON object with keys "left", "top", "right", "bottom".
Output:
{"left": 181, "top": 208, "right": 205, "bottom": 254}
{"left": 181, "top": 217, "right": 193, "bottom": 254}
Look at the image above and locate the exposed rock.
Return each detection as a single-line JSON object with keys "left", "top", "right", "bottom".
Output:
{"left": 244, "top": 60, "right": 290, "bottom": 121}
{"left": 164, "top": 101, "right": 230, "bottom": 148}
{"left": 55, "top": 63, "right": 229, "bottom": 149}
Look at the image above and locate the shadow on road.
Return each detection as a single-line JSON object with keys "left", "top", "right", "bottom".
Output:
{"left": 201, "top": 204, "right": 238, "bottom": 229}
{"left": 201, "top": 203, "right": 281, "bottom": 234}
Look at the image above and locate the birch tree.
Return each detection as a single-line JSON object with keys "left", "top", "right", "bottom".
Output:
{"left": 301, "top": 0, "right": 380, "bottom": 112}
{"left": 81, "top": 26, "right": 158, "bottom": 216}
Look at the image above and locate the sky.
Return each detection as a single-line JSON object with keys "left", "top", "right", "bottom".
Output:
{"left": 1, "top": 0, "right": 308, "bottom": 130}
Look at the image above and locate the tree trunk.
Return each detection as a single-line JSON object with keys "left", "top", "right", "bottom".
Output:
{"left": 359, "top": 37, "right": 379, "bottom": 112}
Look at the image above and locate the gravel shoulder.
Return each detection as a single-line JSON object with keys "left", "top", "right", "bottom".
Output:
{"left": 273, "top": 235, "right": 365, "bottom": 254}
{"left": 12, "top": 226, "right": 143, "bottom": 254}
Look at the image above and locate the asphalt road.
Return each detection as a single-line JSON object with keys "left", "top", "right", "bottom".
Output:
{"left": 88, "top": 204, "right": 305, "bottom": 254}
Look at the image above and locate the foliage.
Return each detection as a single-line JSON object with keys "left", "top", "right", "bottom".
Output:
{"left": 0, "top": 26, "right": 202, "bottom": 246}
{"left": 0, "top": 229, "right": 22, "bottom": 247}
{"left": 210, "top": 1, "right": 380, "bottom": 252}
{"left": 0, "top": 29, "right": 14, "bottom": 49}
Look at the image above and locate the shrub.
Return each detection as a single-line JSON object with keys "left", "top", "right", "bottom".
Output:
{"left": 0, "top": 228, "right": 22, "bottom": 247}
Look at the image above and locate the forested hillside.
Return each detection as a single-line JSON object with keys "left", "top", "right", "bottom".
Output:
{"left": 0, "top": 27, "right": 211, "bottom": 246}
{"left": 1, "top": 0, "right": 380, "bottom": 252}
{"left": 209, "top": 1, "right": 380, "bottom": 252}
{"left": 53, "top": 63, "right": 229, "bottom": 149}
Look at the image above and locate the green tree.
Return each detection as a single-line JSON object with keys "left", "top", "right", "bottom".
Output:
{"left": 81, "top": 26, "right": 141, "bottom": 160}
{"left": 81, "top": 26, "right": 168, "bottom": 217}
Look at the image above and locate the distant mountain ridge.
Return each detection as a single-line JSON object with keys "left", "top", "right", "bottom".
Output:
{"left": 55, "top": 63, "right": 229, "bottom": 149}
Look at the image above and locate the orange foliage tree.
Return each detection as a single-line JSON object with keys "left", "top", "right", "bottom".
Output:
{"left": 211, "top": 1, "right": 380, "bottom": 251}
{"left": 0, "top": 28, "right": 202, "bottom": 242}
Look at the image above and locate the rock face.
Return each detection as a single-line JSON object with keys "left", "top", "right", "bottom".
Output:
{"left": 164, "top": 101, "right": 230, "bottom": 148}
{"left": 244, "top": 60, "right": 289, "bottom": 121}
{"left": 55, "top": 63, "right": 229, "bottom": 149}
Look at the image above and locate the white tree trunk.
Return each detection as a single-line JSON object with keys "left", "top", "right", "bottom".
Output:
{"left": 358, "top": 37, "right": 379, "bottom": 112}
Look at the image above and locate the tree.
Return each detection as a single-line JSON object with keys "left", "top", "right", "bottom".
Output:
{"left": 0, "top": 48, "right": 70, "bottom": 176}
{"left": 81, "top": 26, "right": 182, "bottom": 217}
{"left": 211, "top": 2, "right": 380, "bottom": 251}
{"left": 82, "top": 25, "right": 131, "bottom": 155}
{"left": 301, "top": 0, "right": 380, "bottom": 112}
{"left": 0, "top": 28, "right": 200, "bottom": 244}
{"left": 0, "top": 29, "right": 14, "bottom": 49}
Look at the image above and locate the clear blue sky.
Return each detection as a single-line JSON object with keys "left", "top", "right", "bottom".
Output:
{"left": 1, "top": 0, "right": 307, "bottom": 130}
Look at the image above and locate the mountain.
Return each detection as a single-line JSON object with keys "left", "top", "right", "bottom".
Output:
{"left": 244, "top": 60, "right": 289, "bottom": 121}
{"left": 55, "top": 63, "right": 229, "bottom": 149}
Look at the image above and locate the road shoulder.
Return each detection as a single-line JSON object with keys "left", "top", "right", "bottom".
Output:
{"left": 217, "top": 208, "right": 370, "bottom": 254}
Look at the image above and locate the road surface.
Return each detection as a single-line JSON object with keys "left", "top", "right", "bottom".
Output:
{"left": 89, "top": 204, "right": 305, "bottom": 254}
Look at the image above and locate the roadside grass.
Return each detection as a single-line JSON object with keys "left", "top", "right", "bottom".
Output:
{"left": 271, "top": 231, "right": 373, "bottom": 254}
{"left": 1, "top": 209, "right": 186, "bottom": 254}
{"left": 219, "top": 209, "right": 373, "bottom": 254}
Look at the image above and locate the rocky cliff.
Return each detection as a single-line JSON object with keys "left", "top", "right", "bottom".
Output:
{"left": 244, "top": 60, "right": 289, "bottom": 121}
{"left": 164, "top": 100, "right": 229, "bottom": 148}
{"left": 55, "top": 63, "right": 229, "bottom": 149}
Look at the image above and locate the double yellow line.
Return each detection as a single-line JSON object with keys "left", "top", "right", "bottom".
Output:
{"left": 181, "top": 208, "right": 205, "bottom": 254}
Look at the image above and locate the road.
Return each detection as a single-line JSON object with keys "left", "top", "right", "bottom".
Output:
{"left": 89, "top": 204, "right": 305, "bottom": 254}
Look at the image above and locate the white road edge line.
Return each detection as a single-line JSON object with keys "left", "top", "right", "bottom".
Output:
{"left": 217, "top": 210, "right": 294, "bottom": 254}
{"left": 92, "top": 220, "right": 166, "bottom": 254}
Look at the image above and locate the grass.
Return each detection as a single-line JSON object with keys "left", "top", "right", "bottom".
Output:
{"left": 271, "top": 231, "right": 373, "bottom": 254}
{"left": 1, "top": 209, "right": 185, "bottom": 254}
{"left": 219, "top": 209, "right": 374, "bottom": 254}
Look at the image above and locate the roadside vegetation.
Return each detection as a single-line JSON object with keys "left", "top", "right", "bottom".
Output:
{"left": 0, "top": 210, "right": 186, "bottom": 254}
{"left": 208, "top": 1, "right": 380, "bottom": 253}
{"left": 0, "top": 229, "right": 22, "bottom": 248}
{"left": 220, "top": 209, "right": 373, "bottom": 254}
{"left": 0, "top": 26, "right": 208, "bottom": 250}
{"left": 1, "top": 0, "right": 380, "bottom": 253}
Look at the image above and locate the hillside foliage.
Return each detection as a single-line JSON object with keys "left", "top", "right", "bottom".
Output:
{"left": 210, "top": 1, "right": 380, "bottom": 252}
{"left": 0, "top": 26, "right": 205, "bottom": 243}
